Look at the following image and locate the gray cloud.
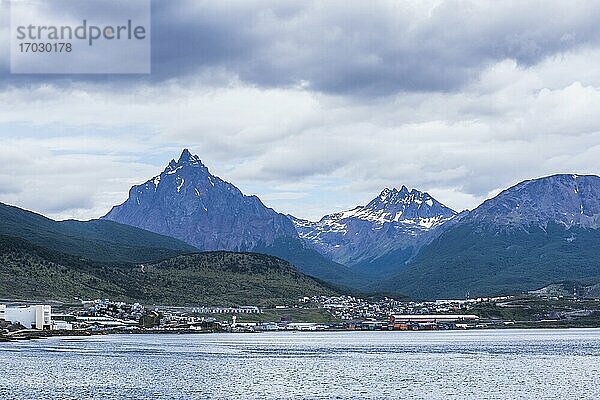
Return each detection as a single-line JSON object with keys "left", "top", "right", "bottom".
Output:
{"left": 3, "top": 1, "right": 600, "bottom": 96}
{"left": 1, "top": 1, "right": 600, "bottom": 220}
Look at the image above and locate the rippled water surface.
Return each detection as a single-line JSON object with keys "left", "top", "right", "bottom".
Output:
{"left": 2, "top": 329, "right": 600, "bottom": 399}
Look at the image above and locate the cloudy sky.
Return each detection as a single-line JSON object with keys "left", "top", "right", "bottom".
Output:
{"left": 1, "top": 0, "right": 600, "bottom": 221}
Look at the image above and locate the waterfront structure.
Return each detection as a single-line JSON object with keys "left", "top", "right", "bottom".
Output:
{"left": 0, "top": 304, "right": 52, "bottom": 330}
{"left": 193, "top": 306, "right": 261, "bottom": 314}
{"left": 75, "top": 316, "right": 138, "bottom": 328}
{"left": 390, "top": 314, "right": 479, "bottom": 324}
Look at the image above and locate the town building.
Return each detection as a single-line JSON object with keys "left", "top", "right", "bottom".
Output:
{"left": 193, "top": 306, "right": 261, "bottom": 314}
{"left": 51, "top": 320, "right": 73, "bottom": 331}
{"left": 389, "top": 314, "right": 479, "bottom": 324}
{"left": 0, "top": 304, "right": 52, "bottom": 330}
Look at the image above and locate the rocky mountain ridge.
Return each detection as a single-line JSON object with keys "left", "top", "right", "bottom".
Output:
{"left": 103, "top": 149, "right": 297, "bottom": 251}
{"left": 290, "top": 186, "right": 456, "bottom": 269}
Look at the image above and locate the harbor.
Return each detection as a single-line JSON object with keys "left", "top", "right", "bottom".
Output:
{"left": 3, "top": 291, "right": 600, "bottom": 340}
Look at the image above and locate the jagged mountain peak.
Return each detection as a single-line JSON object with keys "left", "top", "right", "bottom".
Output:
{"left": 103, "top": 149, "right": 297, "bottom": 251}
{"left": 290, "top": 186, "right": 457, "bottom": 267}
{"left": 304, "top": 185, "right": 456, "bottom": 228}
{"left": 374, "top": 185, "right": 434, "bottom": 203}
{"left": 377, "top": 185, "right": 409, "bottom": 201}
{"left": 179, "top": 148, "right": 193, "bottom": 160}
{"left": 163, "top": 149, "right": 207, "bottom": 173}
{"left": 177, "top": 148, "right": 203, "bottom": 165}
{"left": 374, "top": 185, "right": 420, "bottom": 200}
{"left": 363, "top": 186, "right": 455, "bottom": 222}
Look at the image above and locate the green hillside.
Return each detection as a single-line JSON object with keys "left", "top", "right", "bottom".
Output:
{"left": 381, "top": 223, "right": 600, "bottom": 300}
{"left": 0, "top": 202, "right": 198, "bottom": 263}
{"left": 0, "top": 235, "right": 339, "bottom": 306}
{"left": 257, "top": 236, "right": 369, "bottom": 289}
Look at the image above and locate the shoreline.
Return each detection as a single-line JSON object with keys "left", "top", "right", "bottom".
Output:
{"left": 3, "top": 323, "right": 600, "bottom": 342}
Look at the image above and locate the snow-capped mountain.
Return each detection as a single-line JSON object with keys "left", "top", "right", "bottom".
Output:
{"left": 103, "top": 149, "right": 297, "bottom": 251}
{"left": 290, "top": 186, "right": 457, "bottom": 269}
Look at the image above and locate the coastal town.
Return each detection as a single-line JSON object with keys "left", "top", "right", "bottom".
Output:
{"left": 3, "top": 291, "right": 600, "bottom": 340}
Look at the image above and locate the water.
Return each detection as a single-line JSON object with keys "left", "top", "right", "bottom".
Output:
{"left": 1, "top": 329, "right": 600, "bottom": 399}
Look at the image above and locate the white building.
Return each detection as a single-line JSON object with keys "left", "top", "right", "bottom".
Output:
{"left": 0, "top": 304, "right": 52, "bottom": 330}
{"left": 51, "top": 320, "right": 73, "bottom": 331}
{"left": 193, "top": 306, "right": 261, "bottom": 314}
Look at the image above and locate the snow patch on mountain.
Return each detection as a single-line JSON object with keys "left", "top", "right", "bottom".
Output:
{"left": 290, "top": 186, "right": 456, "bottom": 267}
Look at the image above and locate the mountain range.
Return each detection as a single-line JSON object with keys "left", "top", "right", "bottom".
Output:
{"left": 0, "top": 174, "right": 341, "bottom": 304}
{"left": 2, "top": 148, "right": 600, "bottom": 301}
{"left": 102, "top": 149, "right": 359, "bottom": 286}
{"left": 380, "top": 174, "right": 600, "bottom": 299}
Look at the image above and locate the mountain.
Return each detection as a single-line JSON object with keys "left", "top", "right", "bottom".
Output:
{"left": 290, "top": 186, "right": 456, "bottom": 275}
{"left": 104, "top": 149, "right": 297, "bottom": 251}
{"left": 0, "top": 235, "right": 340, "bottom": 306}
{"left": 103, "top": 149, "right": 357, "bottom": 285}
{"left": 466, "top": 174, "right": 600, "bottom": 229}
{"left": 382, "top": 174, "right": 600, "bottom": 299}
{"left": 0, "top": 202, "right": 197, "bottom": 263}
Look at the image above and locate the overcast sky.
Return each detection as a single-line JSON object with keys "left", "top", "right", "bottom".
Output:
{"left": 2, "top": 0, "right": 600, "bottom": 221}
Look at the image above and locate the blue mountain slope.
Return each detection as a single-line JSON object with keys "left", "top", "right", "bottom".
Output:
{"left": 381, "top": 174, "right": 600, "bottom": 299}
